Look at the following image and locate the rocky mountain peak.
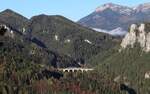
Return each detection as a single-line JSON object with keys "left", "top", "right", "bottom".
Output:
{"left": 1, "top": 9, "right": 15, "bottom": 13}
{"left": 0, "top": 24, "right": 14, "bottom": 38}
{"left": 95, "top": 2, "right": 150, "bottom": 14}
{"left": 120, "top": 23, "right": 150, "bottom": 52}
{"left": 95, "top": 3, "right": 133, "bottom": 15}
{"left": 95, "top": 3, "right": 114, "bottom": 12}
{"left": 95, "top": 3, "right": 119, "bottom": 12}
{"left": 0, "top": 9, "right": 26, "bottom": 18}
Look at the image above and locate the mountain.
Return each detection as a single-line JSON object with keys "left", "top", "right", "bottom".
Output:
{"left": 0, "top": 9, "right": 123, "bottom": 94}
{"left": 0, "top": 10, "right": 82, "bottom": 68}
{"left": 1, "top": 9, "right": 150, "bottom": 94}
{"left": 29, "top": 14, "right": 118, "bottom": 67}
{"left": 0, "top": 22, "right": 123, "bottom": 94}
{"left": 0, "top": 25, "right": 122, "bottom": 94}
{"left": 78, "top": 3, "right": 150, "bottom": 36}
{"left": 0, "top": 9, "right": 118, "bottom": 68}
{"left": 0, "top": 9, "right": 29, "bottom": 32}
{"left": 92, "top": 23, "right": 150, "bottom": 94}
{"left": 0, "top": 24, "right": 56, "bottom": 67}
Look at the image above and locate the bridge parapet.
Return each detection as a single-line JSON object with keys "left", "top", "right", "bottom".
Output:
{"left": 58, "top": 68, "right": 94, "bottom": 72}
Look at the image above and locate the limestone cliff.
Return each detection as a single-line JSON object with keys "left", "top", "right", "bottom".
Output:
{"left": 120, "top": 23, "right": 150, "bottom": 52}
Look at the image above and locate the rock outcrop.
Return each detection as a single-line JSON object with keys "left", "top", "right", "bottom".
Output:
{"left": 0, "top": 24, "right": 14, "bottom": 38}
{"left": 120, "top": 23, "right": 150, "bottom": 52}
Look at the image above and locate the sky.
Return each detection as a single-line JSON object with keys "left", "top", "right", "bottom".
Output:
{"left": 0, "top": 0, "right": 149, "bottom": 21}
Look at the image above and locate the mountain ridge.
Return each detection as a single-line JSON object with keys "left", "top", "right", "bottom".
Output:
{"left": 78, "top": 2, "right": 150, "bottom": 36}
{"left": 95, "top": 3, "right": 133, "bottom": 15}
{"left": 0, "top": 9, "right": 118, "bottom": 68}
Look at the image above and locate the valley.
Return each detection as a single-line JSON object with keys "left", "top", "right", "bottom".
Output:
{"left": 0, "top": 2, "right": 150, "bottom": 94}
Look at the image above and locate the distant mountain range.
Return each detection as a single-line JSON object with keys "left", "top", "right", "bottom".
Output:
{"left": 78, "top": 3, "right": 150, "bottom": 36}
